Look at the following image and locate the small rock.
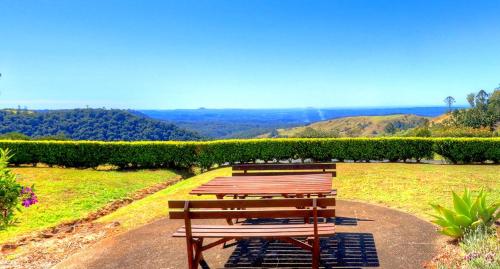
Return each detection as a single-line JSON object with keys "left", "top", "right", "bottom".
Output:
{"left": 105, "top": 221, "right": 121, "bottom": 228}
{"left": 1, "top": 244, "right": 18, "bottom": 252}
{"left": 63, "top": 225, "right": 75, "bottom": 233}
{"left": 40, "top": 233, "right": 53, "bottom": 239}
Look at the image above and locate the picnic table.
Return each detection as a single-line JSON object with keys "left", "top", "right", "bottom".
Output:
{"left": 190, "top": 173, "right": 333, "bottom": 198}
{"left": 171, "top": 164, "right": 337, "bottom": 268}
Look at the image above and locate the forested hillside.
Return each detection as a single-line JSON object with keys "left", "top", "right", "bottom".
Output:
{"left": 263, "top": 114, "right": 429, "bottom": 138}
{"left": 0, "top": 109, "right": 201, "bottom": 141}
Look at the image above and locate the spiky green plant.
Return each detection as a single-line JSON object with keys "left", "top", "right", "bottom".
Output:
{"left": 430, "top": 188, "right": 500, "bottom": 238}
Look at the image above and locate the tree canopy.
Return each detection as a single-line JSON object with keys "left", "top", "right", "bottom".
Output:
{"left": 448, "top": 87, "right": 500, "bottom": 129}
{"left": 0, "top": 109, "right": 201, "bottom": 141}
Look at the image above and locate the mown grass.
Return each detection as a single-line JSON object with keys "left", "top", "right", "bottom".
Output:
{"left": 1, "top": 167, "right": 179, "bottom": 243}
{"left": 99, "top": 163, "right": 500, "bottom": 230}
{"left": 97, "top": 168, "right": 228, "bottom": 228}
{"left": 336, "top": 163, "right": 499, "bottom": 219}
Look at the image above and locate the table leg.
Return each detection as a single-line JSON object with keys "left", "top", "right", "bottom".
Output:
{"left": 216, "top": 194, "right": 234, "bottom": 225}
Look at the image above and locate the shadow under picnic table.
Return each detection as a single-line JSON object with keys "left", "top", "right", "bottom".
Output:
{"left": 223, "top": 233, "right": 379, "bottom": 268}
{"left": 222, "top": 218, "right": 379, "bottom": 268}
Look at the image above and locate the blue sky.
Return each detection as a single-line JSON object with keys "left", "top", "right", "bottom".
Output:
{"left": 1, "top": 0, "right": 499, "bottom": 109}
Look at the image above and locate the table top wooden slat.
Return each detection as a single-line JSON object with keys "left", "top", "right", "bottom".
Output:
{"left": 190, "top": 173, "right": 333, "bottom": 196}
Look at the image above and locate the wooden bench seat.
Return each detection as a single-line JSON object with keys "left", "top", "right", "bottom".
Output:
{"left": 169, "top": 198, "right": 335, "bottom": 269}
{"left": 173, "top": 223, "right": 336, "bottom": 238}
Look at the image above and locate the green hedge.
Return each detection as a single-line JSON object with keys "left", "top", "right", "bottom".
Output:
{"left": 0, "top": 138, "right": 498, "bottom": 168}
{"left": 433, "top": 138, "right": 500, "bottom": 164}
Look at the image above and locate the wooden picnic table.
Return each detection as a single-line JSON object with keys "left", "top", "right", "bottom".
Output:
{"left": 189, "top": 173, "right": 333, "bottom": 198}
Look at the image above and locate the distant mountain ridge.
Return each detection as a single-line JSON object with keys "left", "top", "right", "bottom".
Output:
{"left": 262, "top": 114, "right": 430, "bottom": 138}
{"left": 141, "top": 107, "right": 452, "bottom": 138}
{"left": 0, "top": 109, "right": 201, "bottom": 141}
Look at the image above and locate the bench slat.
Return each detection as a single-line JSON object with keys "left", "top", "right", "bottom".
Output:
{"left": 169, "top": 209, "right": 335, "bottom": 219}
{"left": 232, "top": 171, "right": 336, "bottom": 177}
{"left": 168, "top": 198, "right": 335, "bottom": 209}
{"left": 173, "top": 224, "right": 335, "bottom": 238}
{"left": 232, "top": 163, "right": 336, "bottom": 170}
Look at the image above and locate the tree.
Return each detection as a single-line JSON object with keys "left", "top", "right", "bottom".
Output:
{"left": 475, "top": 90, "right": 489, "bottom": 110}
{"left": 448, "top": 87, "right": 498, "bottom": 130}
{"left": 466, "top": 93, "right": 475, "bottom": 107}
{"left": 487, "top": 88, "right": 500, "bottom": 118}
{"left": 443, "top": 96, "right": 456, "bottom": 112}
{"left": 384, "top": 123, "right": 397, "bottom": 134}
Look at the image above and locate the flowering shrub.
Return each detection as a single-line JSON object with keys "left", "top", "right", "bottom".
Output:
{"left": 20, "top": 186, "right": 38, "bottom": 208}
{"left": 0, "top": 149, "right": 37, "bottom": 229}
{"left": 434, "top": 227, "right": 499, "bottom": 269}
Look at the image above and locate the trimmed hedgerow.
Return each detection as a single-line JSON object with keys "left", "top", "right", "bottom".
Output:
{"left": 0, "top": 138, "right": 498, "bottom": 168}
{"left": 433, "top": 138, "right": 500, "bottom": 164}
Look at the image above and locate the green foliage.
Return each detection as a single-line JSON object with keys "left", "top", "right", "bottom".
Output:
{"left": 0, "top": 138, "right": 440, "bottom": 169}
{"left": 0, "top": 132, "right": 31, "bottom": 140}
{"left": 0, "top": 149, "right": 23, "bottom": 229}
{"left": 33, "top": 132, "right": 71, "bottom": 141}
{"left": 459, "top": 227, "right": 500, "bottom": 268}
{"left": 430, "top": 126, "right": 494, "bottom": 138}
{"left": 447, "top": 88, "right": 500, "bottom": 130}
{"left": 435, "top": 227, "right": 500, "bottom": 269}
{"left": 430, "top": 189, "right": 500, "bottom": 238}
{"left": 384, "top": 119, "right": 428, "bottom": 135}
{"left": 294, "top": 127, "right": 340, "bottom": 138}
{"left": 433, "top": 138, "right": 500, "bottom": 163}
{"left": 0, "top": 138, "right": 498, "bottom": 169}
{"left": 403, "top": 126, "right": 432, "bottom": 137}
{"left": 0, "top": 108, "right": 201, "bottom": 141}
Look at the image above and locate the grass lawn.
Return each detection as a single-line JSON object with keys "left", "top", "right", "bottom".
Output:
{"left": 1, "top": 167, "right": 179, "bottom": 243}
{"left": 99, "top": 163, "right": 500, "bottom": 230}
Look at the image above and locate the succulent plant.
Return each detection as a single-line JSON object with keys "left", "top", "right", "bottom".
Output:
{"left": 430, "top": 188, "right": 499, "bottom": 238}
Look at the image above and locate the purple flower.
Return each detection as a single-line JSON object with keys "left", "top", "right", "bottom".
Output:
{"left": 19, "top": 186, "right": 38, "bottom": 208}
{"left": 464, "top": 252, "right": 481, "bottom": 261}
{"left": 22, "top": 199, "right": 31, "bottom": 207}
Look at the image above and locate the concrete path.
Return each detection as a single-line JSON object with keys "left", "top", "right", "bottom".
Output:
{"left": 55, "top": 200, "right": 444, "bottom": 269}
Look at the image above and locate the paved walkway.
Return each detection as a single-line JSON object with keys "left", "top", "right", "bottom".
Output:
{"left": 55, "top": 200, "right": 444, "bottom": 269}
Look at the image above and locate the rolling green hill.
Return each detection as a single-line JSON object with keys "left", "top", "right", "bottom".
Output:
{"left": 263, "top": 114, "right": 430, "bottom": 138}
{"left": 0, "top": 109, "right": 201, "bottom": 141}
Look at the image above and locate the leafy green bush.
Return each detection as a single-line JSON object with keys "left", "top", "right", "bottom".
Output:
{"left": 430, "top": 189, "right": 499, "bottom": 238}
{"left": 0, "top": 138, "right": 498, "bottom": 168}
{"left": 433, "top": 138, "right": 500, "bottom": 163}
{"left": 431, "top": 126, "right": 495, "bottom": 137}
{"left": 293, "top": 127, "right": 340, "bottom": 138}
{"left": 0, "top": 149, "right": 37, "bottom": 229}
{"left": 195, "top": 138, "right": 435, "bottom": 168}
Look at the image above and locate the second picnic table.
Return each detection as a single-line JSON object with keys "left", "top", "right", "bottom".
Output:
{"left": 190, "top": 173, "right": 333, "bottom": 199}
